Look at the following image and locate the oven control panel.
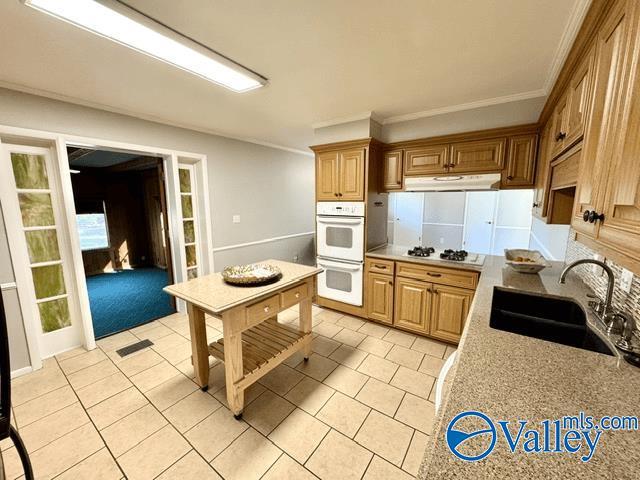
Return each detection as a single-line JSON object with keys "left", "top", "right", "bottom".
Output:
{"left": 316, "top": 201, "right": 365, "bottom": 217}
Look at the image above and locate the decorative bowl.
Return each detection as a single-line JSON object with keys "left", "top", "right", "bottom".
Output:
{"left": 504, "top": 249, "right": 549, "bottom": 274}
{"left": 221, "top": 263, "right": 282, "bottom": 286}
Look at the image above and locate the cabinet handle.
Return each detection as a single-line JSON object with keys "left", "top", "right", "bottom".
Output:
{"left": 582, "top": 210, "right": 591, "bottom": 222}
{"left": 338, "top": 193, "right": 343, "bottom": 197}
{"left": 334, "top": 193, "right": 339, "bottom": 197}
{"left": 426, "top": 272, "right": 442, "bottom": 277}
{"left": 506, "top": 175, "right": 514, "bottom": 181}
{"left": 295, "top": 292, "right": 300, "bottom": 299}
{"left": 374, "top": 264, "right": 387, "bottom": 269}
{"left": 264, "top": 306, "right": 270, "bottom": 313}
{"left": 388, "top": 281, "right": 393, "bottom": 285}
{"left": 555, "top": 132, "right": 566, "bottom": 141}
{"left": 449, "top": 163, "right": 455, "bottom": 168}
{"left": 533, "top": 202, "right": 540, "bottom": 208}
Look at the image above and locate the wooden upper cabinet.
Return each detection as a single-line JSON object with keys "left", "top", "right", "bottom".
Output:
{"left": 394, "top": 277, "right": 431, "bottom": 335}
{"left": 338, "top": 148, "right": 365, "bottom": 200}
{"left": 382, "top": 150, "right": 404, "bottom": 191}
{"left": 429, "top": 284, "right": 473, "bottom": 343}
{"left": 449, "top": 138, "right": 506, "bottom": 173}
{"left": 595, "top": 3, "right": 640, "bottom": 262}
{"left": 550, "top": 93, "right": 569, "bottom": 158}
{"left": 404, "top": 145, "right": 449, "bottom": 176}
{"left": 533, "top": 122, "right": 554, "bottom": 218}
{"left": 565, "top": 49, "right": 595, "bottom": 148}
{"left": 573, "top": 0, "right": 631, "bottom": 238}
{"left": 316, "top": 151, "right": 339, "bottom": 201}
{"left": 502, "top": 134, "right": 538, "bottom": 187}
{"left": 366, "top": 272, "right": 394, "bottom": 325}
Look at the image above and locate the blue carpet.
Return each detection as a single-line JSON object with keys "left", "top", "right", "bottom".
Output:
{"left": 86, "top": 268, "right": 175, "bottom": 339}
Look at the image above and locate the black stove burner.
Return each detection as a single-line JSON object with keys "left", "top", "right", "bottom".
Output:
{"left": 407, "top": 246, "right": 435, "bottom": 257}
{"left": 440, "top": 249, "right": 468, "bottom": 262}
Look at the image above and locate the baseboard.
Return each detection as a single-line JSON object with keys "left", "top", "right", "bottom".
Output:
{"left": 11, "top": 366, "right": 33, "bottom": 379}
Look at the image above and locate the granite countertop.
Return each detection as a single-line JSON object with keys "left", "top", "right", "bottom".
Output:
{"left": 366, "top": 244, "right": 484, "bottom": 272}
{"left": 164, "top": 260, "right": 322, "bottom": 315}
{"left": 366, "top": 246, "right": 640, "bottom": 477}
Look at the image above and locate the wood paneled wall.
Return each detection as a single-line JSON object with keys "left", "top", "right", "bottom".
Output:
{"left": 72, "top": 166, "right": 166, "bottom": 276}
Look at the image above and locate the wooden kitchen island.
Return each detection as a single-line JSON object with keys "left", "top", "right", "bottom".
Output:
{"left": 164, "top": 260, "right": 321, "bottom": 418}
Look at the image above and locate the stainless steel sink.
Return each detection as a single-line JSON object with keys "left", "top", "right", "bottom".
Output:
{"left": 489, "top": 287, "right": 614, "bottom": 356}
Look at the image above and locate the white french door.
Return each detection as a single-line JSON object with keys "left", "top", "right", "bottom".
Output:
{"left": 0, "top": 144, "right": 83, "bottom": 359}
{"left": 177, "top": 164, "right": 202, "bottom": 280}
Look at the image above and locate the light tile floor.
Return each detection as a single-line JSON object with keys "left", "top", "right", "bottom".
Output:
{"left": 3, "top": 306, "right": 454, "bottom": 479}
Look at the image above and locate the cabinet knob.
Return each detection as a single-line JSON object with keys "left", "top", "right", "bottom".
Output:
{"left": 338, "top": 193, "right": 343, "bottom": 197}
{"left": 533, "top": 202, "right": 540, "bottom": 208}
{"left": 334, "top": 193, "right": 339, "bottom": 197}
{"left": 555, "top": 132, "right": 567, "bottom": 141}
{"left": 264, "top": 306, "right": 270, "bottom": 313}
{"left": 295, "top": 292, "right": 300, "bottom": 298}
{"left": 507, "top": 175, "right": 514, "bottom": 180}
{"left": 588, "top": 211, "right": 605, "bottom": 224}
{"left": 449, "top": 163, "right": 455, "bottom": 168}
{"left": 389, "top": 281, "right": 393, "bottom": 285}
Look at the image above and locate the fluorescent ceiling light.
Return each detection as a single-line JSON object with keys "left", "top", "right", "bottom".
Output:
{"left": 23, "top": 0, "right": 266, "bottom": 92}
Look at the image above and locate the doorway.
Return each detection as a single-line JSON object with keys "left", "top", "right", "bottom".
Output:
{"left": 68, "top": 147, "right": 175, "bottom": 338}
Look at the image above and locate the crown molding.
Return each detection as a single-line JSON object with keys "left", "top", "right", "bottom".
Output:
{"left": 542, "top": 0, "right": 592, "bottom": 94}
{"left": 381, "top": 89, "right": 547, "bottom": 125}
{"left": 0, "top": 81, "right": 313, "bottom": 157}
{"left": 312, "top": 111, "right": 383, "bottom": 130}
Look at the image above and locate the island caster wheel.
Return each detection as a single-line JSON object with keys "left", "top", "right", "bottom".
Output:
{"left": 200, "top": 385, "right": 209, "bottom": 392}
{"left": 234, "top": 413, "right": 243, "bottom": 420}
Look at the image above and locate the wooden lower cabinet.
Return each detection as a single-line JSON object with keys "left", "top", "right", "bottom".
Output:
{"left": 393, "top": 278, "right": 432, "bottom": 335}
{"left": 366, "top": 272, "right": 394, "bottom": 325}
{"left": 429, "top": 285, "right": 473, "bottom": 343}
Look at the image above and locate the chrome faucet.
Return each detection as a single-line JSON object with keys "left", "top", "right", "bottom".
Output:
{"left": 559, "top": 259, "right": 616, "bottom": 329}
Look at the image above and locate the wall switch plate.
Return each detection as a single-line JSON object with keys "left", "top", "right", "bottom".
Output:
{"left": 620, "top": 268, "right": 634, "bottom": 294}
{"left": 232, "top": 215, "right": 240, "bottom": 224}
{"left": 593, "top": 254, "right": 605, "bottom": 275}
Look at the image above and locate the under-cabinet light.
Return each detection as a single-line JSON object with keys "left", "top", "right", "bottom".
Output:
{"left": 23, "top": 0, "right": 266, "bottom": 92}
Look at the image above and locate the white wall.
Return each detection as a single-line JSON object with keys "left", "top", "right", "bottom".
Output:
{"left": 0, "top": 87, "right": 316, "bottom": 371}
{"left": 529, "top": 216, "right": 571, "bottom": 260}
{"left": 388, "top": 190, "right": 534, "bottom": 255}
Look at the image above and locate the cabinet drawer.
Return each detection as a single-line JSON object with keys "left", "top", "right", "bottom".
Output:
{"left": 366, "top": 258, "right": 395, "bottom": 275}
{"left": 396, "top": 262, "right": 478, "bottom": 289}
{"left": 280, "top": 282, "right": 309, "bottom": 309}
{"left": 246, "top": 294, "right": 280, "bottom": 325}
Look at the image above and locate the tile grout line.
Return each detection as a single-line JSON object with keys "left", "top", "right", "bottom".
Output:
{"left": 50, "top": 355, "right": 127, "bottom": 480}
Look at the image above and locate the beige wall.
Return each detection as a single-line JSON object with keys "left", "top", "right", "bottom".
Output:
{"left": 0, "top": 87, "right": 315, "bottom": 372}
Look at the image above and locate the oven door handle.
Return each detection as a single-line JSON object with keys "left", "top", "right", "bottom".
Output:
{"left": 317, "top": 217, "right": 363, "bottom": 225}
{"left": 317, "top": 261, "right": 362, "bottom": 272}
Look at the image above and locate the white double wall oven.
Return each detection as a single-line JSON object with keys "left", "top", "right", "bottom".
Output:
{"left": 316, "top": 202, "right": 365, "bottom": 306}
{"left": 0, "top": 125, "right": 213, "bottom": 373}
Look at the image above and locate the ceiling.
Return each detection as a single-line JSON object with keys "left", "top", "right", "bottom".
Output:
{"left": 0, "top": 1, "right": 588, "bottom": 152}
{"left": 67, "top": 149, "right": 141, "bottom": 168}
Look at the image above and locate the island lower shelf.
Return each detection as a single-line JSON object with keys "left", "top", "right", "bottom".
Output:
{"left": 208, "top": 320, "right": 311, "bottom": 389}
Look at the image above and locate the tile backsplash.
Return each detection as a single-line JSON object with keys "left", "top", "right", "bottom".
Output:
{"left": 565, "top": 232, "right": 640, "bottom": 334}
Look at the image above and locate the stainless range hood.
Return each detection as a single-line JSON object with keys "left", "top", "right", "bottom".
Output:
{"left": 403, "top": 173, "right": 501, "bottom": 192}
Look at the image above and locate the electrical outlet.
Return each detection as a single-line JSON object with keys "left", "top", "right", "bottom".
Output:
{"left": 232, "top": 215, "right": 240, "bottom": 224}
{"left": 440, "top": 237, "right": 444, "bottom": 245}
{"left": 620, "top": 268, "right": 633, "bottom": 293}
{"left": 593, "top": 254, "right": 605, "bottom": 275}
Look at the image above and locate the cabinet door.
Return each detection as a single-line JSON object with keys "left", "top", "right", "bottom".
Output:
{"left": 502, "top": 134, "right": 538, "bottom": 187}
{"left": 597, "top": 3, "right": 640, "bottom": 261}
{"left": 383, "top": 150, "right": 403, "bottom": 191}
{"left": 338, "top": 148, "right": 365, "bottom": 201}
{"left": 449, "top": 138, "right": 506, "bottom": 173}
{"left": 573, "top": 1, "right": 632, "bottom": 237}
{"left": 550, "top": 94, "right": 569, "bottom": 158}
{"left": 533, "top": 121, "right": 553, "bottom": 218}
{"left": 316, "top": 151, "right": 339, "bottom": 201}
{"left": 429, "top": 285, "right": 473, "bottom": 344}
{"left": 366, "top": 272, "right": 394, "bottom": 324}
{"left": 565, "top": 49, "right": 595, "bottom": 148}
{"left": 394, "top": 278, "right": 431, "bottom": 335}
{"left": 404, "top": 145, "right": 449, "bottom": 176}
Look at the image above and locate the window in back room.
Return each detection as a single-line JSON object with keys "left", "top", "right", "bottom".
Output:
{"left": 76, "top": 204, "right": 109, "bottom": 251}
